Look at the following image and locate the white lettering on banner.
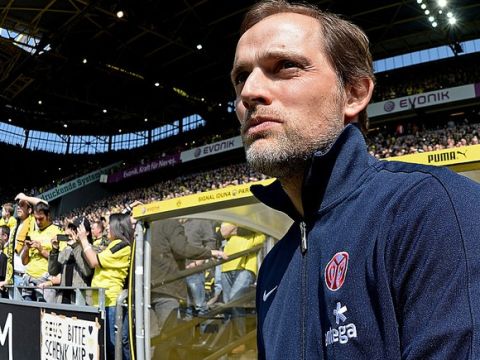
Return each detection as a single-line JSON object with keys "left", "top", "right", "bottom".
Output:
{"left": 39, "top": 162, "right": 121, "bottom": 202}
{"left": 202, "top": 139, "right": 236, "bottom": 155}
{"left": 180, "top": 136, "right": 243, "bottom": 163}
{"left": 0, "top": 313, "right": 12, "bottom": 360}
{"left": 119, "top": 158, "right": 178, "bottom": 180}
{"left": 41, "top": 312, "right": 100, "bottom": 360}
{"left": 398, "top": 91, "right": 449, "bottom": 108}
{"left": 367, "top": 84, "right": 477, "bottom": 118}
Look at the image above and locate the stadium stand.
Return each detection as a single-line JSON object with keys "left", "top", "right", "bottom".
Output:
{"left": 1, "top": 1, "right": 480, "bottom": 359}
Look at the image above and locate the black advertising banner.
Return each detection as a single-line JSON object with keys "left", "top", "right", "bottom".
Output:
{"left": 0, "top": 302, "right": 40, "bottom": 359}
{"left": 0, "top": 301, "right": 105, "bottom": 360}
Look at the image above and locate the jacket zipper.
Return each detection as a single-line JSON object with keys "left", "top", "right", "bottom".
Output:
{"left": 300, "top": 220, "right": 308, "bottom": 360}
{"left": 300, "top": 221, "right": 307, "bottom": 254}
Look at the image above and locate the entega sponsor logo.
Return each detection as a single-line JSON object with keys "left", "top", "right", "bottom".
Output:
{"left": 325, "top": 302, "right": 358, "bottom": 347}
{"left": 325, "top": 323, "right": 357, "bottom": 346}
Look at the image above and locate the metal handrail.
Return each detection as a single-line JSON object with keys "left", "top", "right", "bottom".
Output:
{"left": 151, "top": 243, "right": 263, "bottom": 289}
{"left": 5, "top": 285, "right": 106, "bottom": 309}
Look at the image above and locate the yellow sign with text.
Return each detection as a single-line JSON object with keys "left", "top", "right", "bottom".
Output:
{"left": 385, "top": 144, "right": 480, "bottom": 168}
{"left": 133, "top": 178, "right": 275, "bottom": 219}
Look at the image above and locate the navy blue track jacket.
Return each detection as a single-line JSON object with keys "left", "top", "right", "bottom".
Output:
{"left": 252, "top": 124, "right": 480, "bottom": 359}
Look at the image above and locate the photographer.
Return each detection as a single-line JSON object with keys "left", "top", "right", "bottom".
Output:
{"left": 47, "top": 217, "right": 93, "bottom": 304}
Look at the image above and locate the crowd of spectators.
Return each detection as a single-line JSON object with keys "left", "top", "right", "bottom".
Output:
{"left": 367, "top": 114, "right": 480, "bottom": 158}
{"left": 0, "top": 192, "right": 258, "bottom": 357}
{"left": 60, "top": 162, "right": 268, "bottom": 226}
{"left": 373, "top": 54, "right": 480, "bottom": 102}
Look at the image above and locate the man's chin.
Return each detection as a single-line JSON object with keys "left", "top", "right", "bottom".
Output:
{"left": 244, "top": 136, "right": 273, "bottom": 151}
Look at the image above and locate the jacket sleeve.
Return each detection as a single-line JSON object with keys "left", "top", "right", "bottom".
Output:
{"left": 164, "top": 220, "right": 212, "bottom": 260}
{"left": 48, "top": 249, "right": 62, "bottom": 276}
{"left": 200, "top": 220, "right": 216, "bottom": 250}
{"left": 74, "top": 246, "right": 93, "bottom": 277}
{"left": 385, "top": 177, "right": 473, "bottom": 359}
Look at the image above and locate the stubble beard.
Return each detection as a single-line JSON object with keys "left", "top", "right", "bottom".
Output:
{"left": 242, "top": 115, "right": 344, "bottom": 180}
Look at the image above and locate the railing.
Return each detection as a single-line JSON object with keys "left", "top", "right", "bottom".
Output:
{"left": 5, "top": 285, "right": 106, "bottom": 309}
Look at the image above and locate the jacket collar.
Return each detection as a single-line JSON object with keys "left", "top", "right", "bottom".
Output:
{"left": 251, "top": 124, "right": 374, "bottom": 221}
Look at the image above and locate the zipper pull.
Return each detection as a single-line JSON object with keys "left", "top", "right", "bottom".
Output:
{"left": 300, "top": 221, "right": 307, "bottom": 254}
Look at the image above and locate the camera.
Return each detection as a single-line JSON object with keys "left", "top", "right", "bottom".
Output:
{"left": 56, "top": 234, "right": 70, "bottom": 242}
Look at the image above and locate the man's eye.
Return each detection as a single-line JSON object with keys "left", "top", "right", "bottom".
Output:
{"left": 279, "top": 60, "right": 300, "bottom": 70}
{"left": 234, "top": 72, "right": 249, "bottom": 85}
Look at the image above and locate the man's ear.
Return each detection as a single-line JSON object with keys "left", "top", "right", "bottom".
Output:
{"left": 344, "top": 78, "right": 374, "bottom": 123}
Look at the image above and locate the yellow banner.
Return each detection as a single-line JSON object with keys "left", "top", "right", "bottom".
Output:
{"left": 385, "top": 144, "right": 480, "bottom": 167}
{"left": 133, "top": 178, "right": 275, "bottom": 219}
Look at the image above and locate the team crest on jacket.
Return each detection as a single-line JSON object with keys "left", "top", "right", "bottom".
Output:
{"left": 325, "top": 252, "right": 349, "bottom": 291}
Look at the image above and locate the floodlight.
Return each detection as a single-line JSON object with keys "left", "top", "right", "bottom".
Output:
{"left": 425, "top": 10, "right": 430, "bottom": 15}
{"left": 421, "top": 4, "right": 427, "bottom": 9}
{"left": 437, "top": 0, "right": 447, "bottom": 8}
{"left": 447, "top": 11, "right": 453, "bottom": 18}
{"left": 417, "top": 0, "right": 422, "bottom": 3}
{"left": 196, "top": 44, "right": 203, "bottom": 50}
{"left": 116, "top": 10, "right": 124, "bottom": 18}
{"left": 448, "top": 17, "right": 456, "bottom": 25}
{"left": 432, "top": 21, "right": 438, "bottom": 27}
{"left": 428, "top": 16, "right": 434, "bottom": 22}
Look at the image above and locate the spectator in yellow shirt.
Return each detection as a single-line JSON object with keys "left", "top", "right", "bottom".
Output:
{"left": 20, "top": 199, "right": 63, "bottom": 302}
{"left": 220, "top": 222, "right": 265, "bottom": 353}
{"left": 78, "top": 213, "right": 132, "bottom": 360}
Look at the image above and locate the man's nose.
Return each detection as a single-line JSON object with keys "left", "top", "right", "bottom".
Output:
{"left": 240, "top": 69, "right": 272, "bottom": 110}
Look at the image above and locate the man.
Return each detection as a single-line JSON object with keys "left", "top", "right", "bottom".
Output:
{"left": 181, "top": 218, "right": 217, "bottom": 316}
{"left": 232, "top": 1, "right": 480, "bottom": 359}
{"left": 91, "top": 219, "right": 109, "bottom": 251}
{"left": 149, "top": 219, "right": 226, "bottom": 359}
{"left": 4, "top": 196, "right": 36, "bottom": 287}
{"left": 19, "top": 196, "right": 63, "bottom": 301}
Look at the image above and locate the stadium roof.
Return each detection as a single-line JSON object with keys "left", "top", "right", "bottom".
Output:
{"left": 1, "top": 0, "right": 479, "bottom": 135}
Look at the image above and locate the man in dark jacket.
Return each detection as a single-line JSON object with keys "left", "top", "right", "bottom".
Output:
{"left": 150, "top": 219, "right": 226, "bottom": 338}
{"left": 232, "top": 1, "right": 480, "bottom": 359}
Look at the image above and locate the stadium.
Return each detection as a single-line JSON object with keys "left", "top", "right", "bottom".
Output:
{"left": 1, "top": 0, "right": 480, "bottom": 359}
